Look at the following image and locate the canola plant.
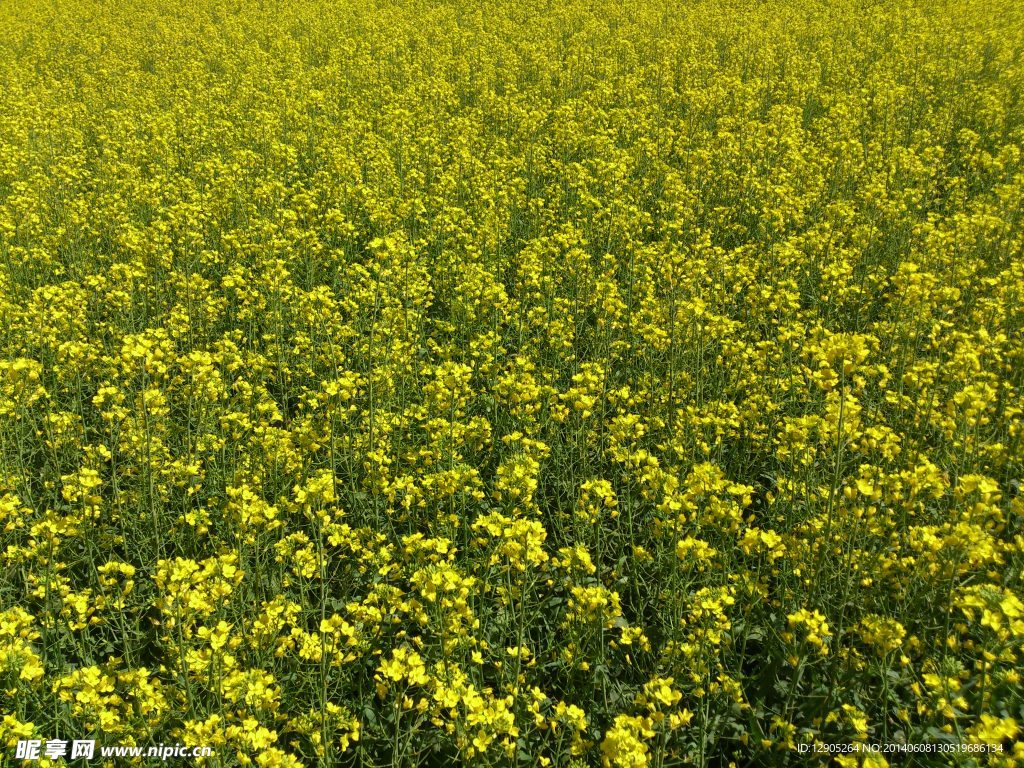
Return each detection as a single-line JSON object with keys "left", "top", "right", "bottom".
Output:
{"left": 0, "top": 0, "right": 1022, "bottom": 765}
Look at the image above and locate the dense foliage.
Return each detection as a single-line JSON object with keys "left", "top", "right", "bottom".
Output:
{"left": 1, "top": 0, "right": 1023, "bottom": 765}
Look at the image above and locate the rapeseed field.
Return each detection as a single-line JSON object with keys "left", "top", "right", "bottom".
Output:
{"left": 0, "top": 0, "right": 1022, "bottom": 765}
